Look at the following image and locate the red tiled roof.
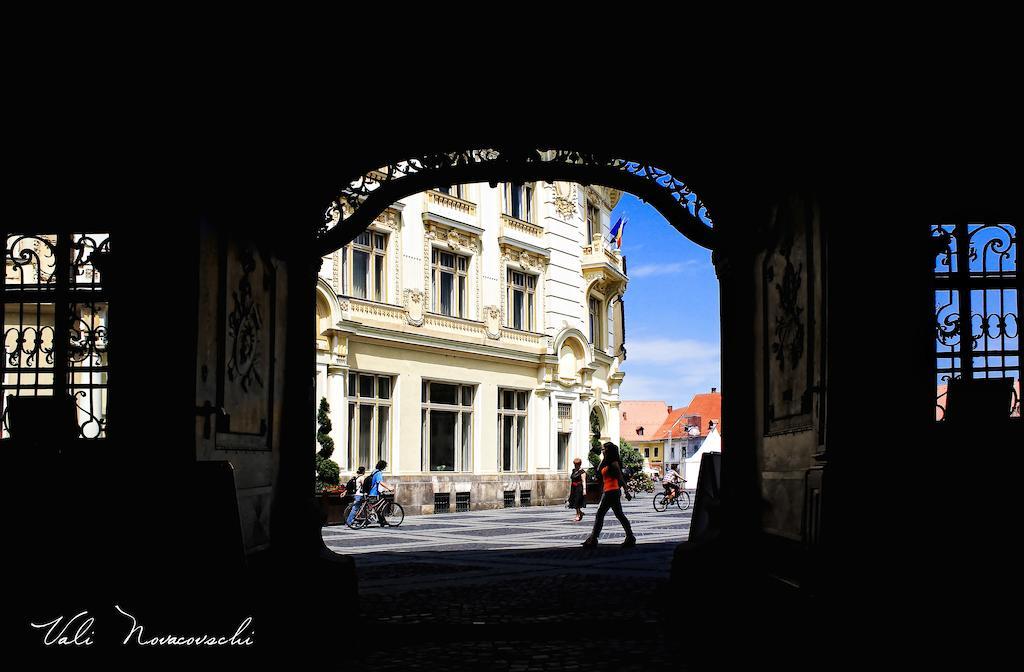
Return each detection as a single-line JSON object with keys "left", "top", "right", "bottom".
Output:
{"left": 619, "top": 401, "right": 669, "bottom": 442}
{"left": 651, "top": 392, "right": 722, "bottom": 439}
{"left": 650, "top": 407, "right": 689, "bottom": 441}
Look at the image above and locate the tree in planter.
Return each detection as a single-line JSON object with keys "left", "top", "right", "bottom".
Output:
{"left": 586, "top": 407, "right": 603, "bottom": 479}
{"left": 315, "top": 397, "right": 340, "bottom": 492}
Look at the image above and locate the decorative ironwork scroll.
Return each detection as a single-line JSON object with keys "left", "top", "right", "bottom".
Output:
{"left": 933, "top": 222, "right": 1019, "bottom": 421}
{"left": 317, "top": 148, "right": 715, "bottom": 254}
{"left": 2, "top": 232, "right": 111, "bottom": 439}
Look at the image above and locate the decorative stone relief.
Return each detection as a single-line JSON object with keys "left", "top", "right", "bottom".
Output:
{"left": 484, "top": 305, "right": 501, "bottom": 339}
{"left": 403, "top": 289, "right": 425, "bottom": 326}
{"left": 551, "top": 181, "right": 578, "bottom": 220}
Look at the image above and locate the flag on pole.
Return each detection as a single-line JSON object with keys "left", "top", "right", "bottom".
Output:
{"left": 610, "top": 216, "right": 626, "bottom": 248}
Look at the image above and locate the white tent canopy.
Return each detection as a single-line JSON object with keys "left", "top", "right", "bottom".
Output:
{"left": 682, "top": 427, "right": 721, "bottom": 488}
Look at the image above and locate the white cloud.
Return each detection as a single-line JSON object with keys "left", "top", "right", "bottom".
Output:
{"left": 625, "top": 338, "right": 720, "bottom": 365}
{"left": 619, "top": 338, "right": 720, "bottom": 407}
{"left": 628, "top": 260, "right": 704, "bottom": 278}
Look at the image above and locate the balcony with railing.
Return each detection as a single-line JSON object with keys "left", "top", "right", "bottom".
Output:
{"left": 581, "top": 234, "right": 627, "bottom": 280}
{"left": 424, "top": 189, "right": 478, "bottom": 228}
{"left": 500, "top": 213, "right": 544, "bottom": 246}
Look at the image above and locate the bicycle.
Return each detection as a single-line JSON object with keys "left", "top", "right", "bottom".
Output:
{"left": 343, "top": 486, "right": 404, "bottom": 529}
{"left": 653, "top": 482, "right": 690, "bottom": 512}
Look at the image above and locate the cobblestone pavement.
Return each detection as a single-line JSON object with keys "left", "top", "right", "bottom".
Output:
{"left": 327, "top": 492, "right": 694, "bottom": 671}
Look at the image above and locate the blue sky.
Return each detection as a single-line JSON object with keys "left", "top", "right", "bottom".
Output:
{"left": 610, "top": 193, "right": 721, "bottom": 409}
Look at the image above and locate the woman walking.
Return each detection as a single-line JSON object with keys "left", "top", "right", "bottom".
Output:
{"left": 568, "top": 457, "right": 587, "bottom": 522}
{"left": 582, "top": 442, "right": 637, "bottom": 548}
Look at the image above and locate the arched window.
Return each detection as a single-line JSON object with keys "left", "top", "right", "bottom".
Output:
{"left": 932, "top": 222, "right": 1019, "bottom": 420}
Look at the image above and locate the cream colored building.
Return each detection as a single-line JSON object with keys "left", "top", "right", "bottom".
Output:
{"left": 314, "top": 181, "right": 627, "bottom": 514}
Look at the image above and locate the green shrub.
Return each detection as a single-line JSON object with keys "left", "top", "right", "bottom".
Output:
{"left": 315, "top": 454, "right": 340, "bottom": 488}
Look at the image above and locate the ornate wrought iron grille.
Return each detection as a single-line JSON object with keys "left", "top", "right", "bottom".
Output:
{"left": 433, "top": 492, "right": 451, "bottom": 514}
{"left": 455, "top": 491, "right": 470, "bottom": 513}
{"left": 503, "top": 490, "right": 516, "bottom": 508}
{"left": 2, "top": 232, "right": 111, "bottom": 439}
{"left": 318, "top": 148, "right": 716, "bottom": 254}
{"left": 932, "top": 222, "right": 1019, "bottom": 420}
{"left": 519, "top": 489, "right": 531, "bottom": 507}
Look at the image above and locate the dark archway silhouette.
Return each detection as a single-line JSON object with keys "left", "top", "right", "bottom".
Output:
{"left": 315, "top": 148, "right": 718, "bottom": 257}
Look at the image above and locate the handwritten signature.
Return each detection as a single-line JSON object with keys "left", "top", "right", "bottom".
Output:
{"left": 30, "top": 606, "right": 254, "bottom": 647}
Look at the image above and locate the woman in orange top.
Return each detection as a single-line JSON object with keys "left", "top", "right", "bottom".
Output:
{"left": 582, "top": 442, "right": 636, "bottom": 548}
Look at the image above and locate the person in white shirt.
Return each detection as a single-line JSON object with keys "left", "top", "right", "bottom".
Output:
{"left": 663, "top": 465, "right": 682, "bottom": 500}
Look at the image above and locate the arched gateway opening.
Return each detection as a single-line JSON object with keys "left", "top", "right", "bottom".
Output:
{"left": 309, "top": 149, "right": 720, "bottom": 522}
{"left": 304, "top": 148, "right": 729, "bottom": 662}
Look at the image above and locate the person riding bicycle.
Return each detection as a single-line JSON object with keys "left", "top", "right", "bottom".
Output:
{"left": 663, "top": 464, "right": 682, "bottom": 501}
{"left": 366, "top": 459, "right": 393, "bottom": 527}
{"left": 345, "top": 466, "right": 367, "bottom": 526}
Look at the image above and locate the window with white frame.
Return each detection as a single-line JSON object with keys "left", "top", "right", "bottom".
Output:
{"left": 506, "top": 269, "right": 537, "bottom": 331}
{"left": 340, "top": 230, "right": 388, "bottom": 302}
{"left": 347, "top": 372, "right": 392, "bottom": 471}
{"left": 588, "top": 295, "right": 603, "bottom": 348}
{"left": 557, "top": 432, "right": 570, "bottom": 471}
{"left": 431, "top": 249, "right": 469, "bottom": 318}
{"left": 503, "top": 182, "right": 534, "bottom": 223}
{"left": 498, "top": 388, "right": 529, "bottom": 472}
{"left": 422, "top": 380, "right": 474, "bottom": 472}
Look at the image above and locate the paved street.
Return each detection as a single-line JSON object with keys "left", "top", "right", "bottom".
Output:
{"left": 325, "top": 492, "right": 694, "bottom": 671}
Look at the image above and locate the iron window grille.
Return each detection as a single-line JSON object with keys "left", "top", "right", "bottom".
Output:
{"left": 932, "top": 222, "right": 1019, "bottom": 420}
{"left": 346, "top": 372, "right": 392, "bottom": 472}
{"left": 2, "top": 232, "right": 111, "bottom": 440}
{"left": 498, "top": 388, "right": 528, "bottom": 472}
{"left": 434, "top": 492, "right": 451, "bottom": 514}
{"left": 455, "top": 491, "right": 470, "bottom": 512}
{"left": 421, "top": 379, "right": 474, "bottom": 472}
{"left": 503, "top": 490, "right": 516, "bottom": 508}
{"left": 519, "top": 489, "right": 532, "bottom": 507}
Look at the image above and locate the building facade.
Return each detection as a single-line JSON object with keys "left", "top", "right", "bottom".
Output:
{"left": 314, "top": 181, "right": 627, "bottom": 514}
{"left": 618, "top": 400, "right": 671, "bottom": 475}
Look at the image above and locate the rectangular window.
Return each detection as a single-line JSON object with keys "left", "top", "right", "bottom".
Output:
{"left": 588, "top": 296, "right": 602, "bottom": 347}
{"left": 506, "top": 269, "right": 537, "bottom": 331}
{"left": 586, "top": 202, "right": 600, "bottom": 242}
{"left": 346, "top": 371, "right": 393, "bottom": 471}
{"left": 498, "top": 388, "right": 529, "bottom": 472}
{"left": 342, "top": 230, "right": 388, "bottom": 302}
{"left": 422, "top": 379, "right": 475, "bottom": 472}
{"left": 436, "top": 185, "right": 466, "bottom": 199}
{"left": 557, "top": 432, "right": 570, "bottom": 471}
{"left": 504, "top": 182, "right": 534, "bottom": 222}
{"left": 431, "top": 249, "right": 469, "bottom": 318}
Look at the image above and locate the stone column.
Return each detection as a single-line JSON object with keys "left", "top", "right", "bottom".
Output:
{"left": 327, "top": 364, "right": 346, "bottom": 470}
